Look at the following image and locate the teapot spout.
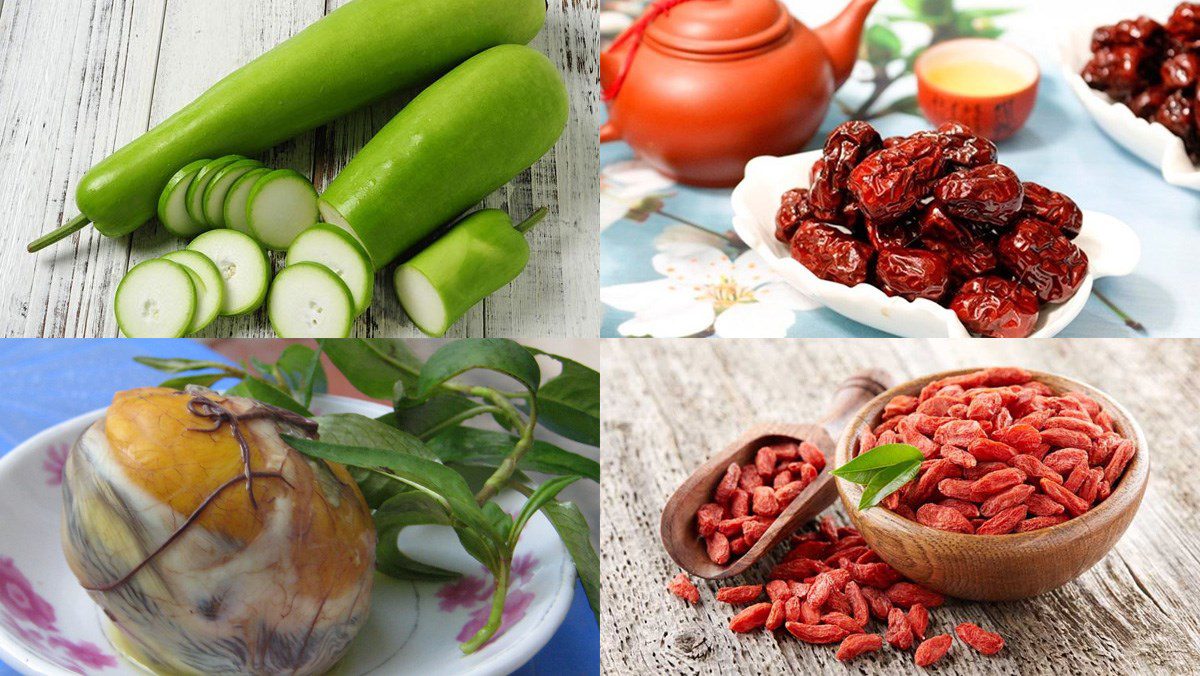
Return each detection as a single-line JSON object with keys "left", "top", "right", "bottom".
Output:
{"left": 814, "top": 0, "right": 879, "bottom": 89}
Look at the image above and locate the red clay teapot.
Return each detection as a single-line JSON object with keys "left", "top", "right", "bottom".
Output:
{"left": 601, "top": 0, "right": 878, "bottom": 187}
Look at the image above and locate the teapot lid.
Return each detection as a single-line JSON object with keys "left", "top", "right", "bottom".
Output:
{"left": 646, "top": 0, "right": 792, "bottom": 55}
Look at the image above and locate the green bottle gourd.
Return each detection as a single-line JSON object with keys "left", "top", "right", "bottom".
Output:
{"left": 29, "top": 0, "right": 546, "bottom": 252}
{"left": 395, "top": 209, "right": 546, "bottom": 337}
{"left": 319, "top": 44, "right": 569, "bottom": 270}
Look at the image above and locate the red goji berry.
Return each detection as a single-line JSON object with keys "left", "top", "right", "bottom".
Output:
{"left": 914, "top": 634, "right": 953, "bottom": 666}
{"left": 729, "top": 603, "right": 773, "bottom": 632}
{"left": 667, "top": 573, "right": 700, "bottom": 604}
{"left": 785, "top": 622, "right": 850, "bottom": 644}
{"left": 956, "top": 622, "right": 1005, "bottom": 655}
{"left": 885, "top": 607, "right": 915, "bottom": 650}
{"left": 908, "top": 603, "right": 930, "bottom": 640}
{"left": 835, "top": 633, "right": 883, "bottom": 661}
{"left": 716, "top": 585, "right": 762, "bottom": 605}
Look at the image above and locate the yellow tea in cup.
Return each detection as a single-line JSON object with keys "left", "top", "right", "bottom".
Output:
{"left": 924, "top": 60, "right": 1032, "bottom": 97}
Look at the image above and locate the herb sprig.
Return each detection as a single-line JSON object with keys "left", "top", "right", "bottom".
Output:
{"left": 136, "top": 338, "right": 600, "bottom": 653}
{"left": 831, "top": 443, "right": 924, "bottom": 510}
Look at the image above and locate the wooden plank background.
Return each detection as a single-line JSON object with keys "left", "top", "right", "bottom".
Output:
{"left": 0, "top": 0, "right": 599, "bottom": 338}
{"left": 601, "top": 339, "right": 1200, "bottom": 674}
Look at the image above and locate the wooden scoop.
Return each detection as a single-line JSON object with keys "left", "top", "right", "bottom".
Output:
{"left": 660, "top": 369, "right": 895, "bottom": 580}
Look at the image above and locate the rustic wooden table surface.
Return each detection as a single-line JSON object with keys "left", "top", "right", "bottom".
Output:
{"left": 0, "top": 0, "right": 599, "bottom": 338}
{"left": 601, "top": 339, "right": 1200, "bottom": 674}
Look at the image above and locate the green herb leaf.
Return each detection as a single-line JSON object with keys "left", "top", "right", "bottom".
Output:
{"left": 315, "top": 413, "right": 442, "bottom": 508}
{"left": 833, "top": 443, "right": 924, "bottom": 510}
{"left": 510, "top": 476, "right": 581, "bottom": 548}
{"left": 865, "top": 23, "right": 903, "bottom": 63}
{"left": 540, "top": 501, "right": 599, "bottom": 620}
{"left": 321, "top": 339, "right": 422, "bottom": 400}
{"left": 135, "top": 357, "right": 237, "bottom": 374}
{"left": 281, "top": 435, "right": 492, "bottom": 537}
{"left": 857, "top": 461, "right": 922, "bottom": 510}
{"left": 483, "top": 502, "right": 513, "bottom": 541}
{"left": 225, "top": 376, "right": 311, "bottom": 416}
{"left": 832, "top": 443, "right": 924, "bottom": 483}
{"left": 528, "top": 350, "right": 600, "bottom": 447}
{"left": 416, "top": 339, "right": 542, "bottom": 399}
{"left": 158, "top": 373, "right": 228, "bottom": 390}
{"left": 387, "top": 392, "right": 482, "bottom": 438}
{"left": 427, "top": 428, "right": 600, "bottom": 482}
{"left": 316, "top": 414, "right": 439, "bottom": 462}
{"left": 275, "top": 344, "right": 327, "bottom": 406}
{"left": 374, "top": 492, "right": 460, "bottom": 581}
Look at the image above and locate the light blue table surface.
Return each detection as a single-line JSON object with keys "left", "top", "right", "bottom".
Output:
{"left": 601, "top": 0, "right": 1198, "bottom": 338}
{"left": 0, "top": 340, "right": 597, "bottom": 676}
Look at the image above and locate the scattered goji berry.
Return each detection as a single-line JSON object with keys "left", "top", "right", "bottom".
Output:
{"left": 715, "top": 585, "right": 762, "bottom": 605}
{"left": 908, "top": 603, "right": 930, "bottom": 640}
{"left": 785, "top": 622, "right": 851, "bottom": 644}
{"left": 729, "top": 602, "right": 774, "bottom": 632}
{"left": 956, "top": 622, "right": 1005, "bottom": 655}
{"left": 835, "top": 633, "right": 883, "bottom": 661}
{"left": 667, "top": 573, "right": 700, "bottom": 604}
{"left": 914, "top": 634, "right": 953, "bottom": 666}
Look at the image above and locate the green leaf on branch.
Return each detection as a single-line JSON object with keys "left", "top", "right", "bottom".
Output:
{"left": 540, "top": 501, "right": 600, "bottom": 620}
{"left": 316, "top": 414, "right": 439, "bottom": 461}
{"left": 322, "top": 339, "right": 422, "bottom": 399}
{"left": 225, "top": 376, "right": 311, "bottom": 416}
{"left": 510, "top": 476, "right": 581, "bottom": 547}
{"left": 416, "top": 339, "right": 542, "bottom": 399}
{"left": 528, "top": 350, "right": 600, "bottom": 447}
{"left": 865, "top": 24, "right": 903, "bottom": 64}
{"left": 375, "top": 492, "right": 460, "bottom": 581}
{"left": 275, "top": 344, "right": 327, "bottom": 406}
{"left": 158, "top": 373, "right": 229, "bottom": 390}
{"left": 427, "top": 428, "right": 600, "bottom": 482}
{"left": 282, "top": 435, "right": 492, "bottom": 535}
{"left": 388, "top": 390, "right": 484, "bottom": 437}
{"left": 135, "top": 357, "right": 239, "bottom": 375}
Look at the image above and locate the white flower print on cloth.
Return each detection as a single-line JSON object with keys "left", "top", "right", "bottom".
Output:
{"left": 601, "top": 239, "right": 819, "bottom": 338}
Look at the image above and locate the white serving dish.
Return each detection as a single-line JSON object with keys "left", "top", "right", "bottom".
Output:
{"left": 0, "top": 395, "right": 574, "bottom": 676}
{"left": 1059, "top": 13, "right": 1200, "bottom": 191}
{"left": 731, "top": 151, "right": 1141, "bottom": 338}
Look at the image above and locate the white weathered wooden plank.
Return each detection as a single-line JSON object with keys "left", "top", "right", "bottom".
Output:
{"left": 0, "top": 0, "right": 598, "bottom": 338}
{"left": 601, "top": 339, "right": 1200, "bottom": 674}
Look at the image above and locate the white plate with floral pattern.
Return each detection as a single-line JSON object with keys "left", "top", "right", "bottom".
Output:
{"left": 731, "top": 151, "right": 1141, "bottom": 338}
{"left": 1058, "top": 10, "right": 1200, "bottom": 191}
{"left": 0, "top": 395, "right": 574, "bottom": 676}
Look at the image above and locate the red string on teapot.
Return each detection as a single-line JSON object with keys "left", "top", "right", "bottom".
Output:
{"left": 603, "top": 0, "right": 700, "bottom": 101}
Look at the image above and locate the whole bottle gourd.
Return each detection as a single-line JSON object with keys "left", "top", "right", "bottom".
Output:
{"left": 29, "top": 0, "right": 546, "bottom": 252}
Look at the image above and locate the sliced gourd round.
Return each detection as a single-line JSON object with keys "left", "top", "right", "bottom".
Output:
{"left": 285, "top": 224, "right": 374, "bottom": 316}
{"left": 157, "top": 160, "right": 212, "bottom": 238}
{"left": 223, "top": 167, "right": 273, "bottom": 236}
{"left": 268, "top": 263, "right": 355, "bottom": 338}
{"left": 161, "top": 249, "right": 224, "bottom": 334}
{"left": 185, "top": 155, "right": 243, "bottom": 224}
{"left": 187, "top": 229, "right": 271, "bottom": 316}
{"left": 202, "top": 158, "right": 264, "bottom": 228}
{"left": 115, "top": 259, "right": 197, "bottom": 338}
{"left": 247, "top": 170, "right": 320, "bottom": 251}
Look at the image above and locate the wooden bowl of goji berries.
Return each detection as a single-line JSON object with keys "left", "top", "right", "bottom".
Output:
{"left": 833, "top": 367, "right": 1149, "bottom": 601}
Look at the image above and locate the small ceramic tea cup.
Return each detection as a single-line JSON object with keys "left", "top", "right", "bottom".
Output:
{"left": 915, "top": 38, "right": 1041, "bottom": 141}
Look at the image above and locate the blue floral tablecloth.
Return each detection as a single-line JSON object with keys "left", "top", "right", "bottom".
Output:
{"left": 0, "top": 340, "right": 598, "bottom": 676}
{"left": 601, "top": 0, "right": 1197, "bottom": 338}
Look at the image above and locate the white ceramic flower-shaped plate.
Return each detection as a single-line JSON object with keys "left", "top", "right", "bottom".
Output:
{"left": 731, "top": 151, "right": 1141, "bottom": 338}
{"left": 0, "top": 395, "right": 575, "bottom": 676}
{"left": 1059, "top": 10, "right": 1200, "bottom": 191}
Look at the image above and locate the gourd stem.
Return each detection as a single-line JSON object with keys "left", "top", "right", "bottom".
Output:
{"left": 27, "top": 214, "right": 93, "bottom": 253}
{"left": 515, "top": 207, "right": 549, "bottom": 234}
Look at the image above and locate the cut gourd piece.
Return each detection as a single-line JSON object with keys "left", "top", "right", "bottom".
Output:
{"left": 161, "top": 250, "right": 224, "bottom": 334}
{"left": 186, "top": 155, "right": 243, "bottom": 224}
{"left": 285, "top": 224, "right": 374, "bottom": 316}
{"left": 268, "top": 263, "right": 355, "bottom": 338}
{"left": 187, "top": 230, "right": 271, "bottom": 316}
{"left": 247, "top": 170, "right": 319, "bottom": 251}
{"left": 157, "top": 160, "right": 212, "bottom": 238}
{"left": 223, "top": 167, "right": 272, "bottom": 235}
{"left": 115, "top": 259, "right": 197, "bottom": 338}
{"left": 202, "top": 158, "right": 264, "bottom": 228}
